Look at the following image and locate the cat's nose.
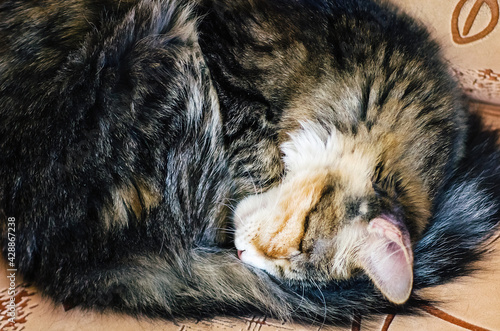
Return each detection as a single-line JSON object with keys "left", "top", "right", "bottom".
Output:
{"left": 237, "top": 250, "right": 245, "bottom": 260}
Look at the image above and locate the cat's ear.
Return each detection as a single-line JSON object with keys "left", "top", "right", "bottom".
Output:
{"left": 358, "top": 216, "right": 413, "bottom": 304}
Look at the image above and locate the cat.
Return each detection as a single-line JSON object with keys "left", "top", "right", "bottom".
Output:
{"left": 0, "top": 0, "right": 499, "bottom": 325}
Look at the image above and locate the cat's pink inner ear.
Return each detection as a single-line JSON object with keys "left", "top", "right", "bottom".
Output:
{"left": 359, "top": 216, "right": 413, "bottom": 304}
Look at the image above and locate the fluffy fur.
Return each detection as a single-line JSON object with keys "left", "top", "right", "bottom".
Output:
{"left": 0, "top": 0, "right": 499, "bottom": 326}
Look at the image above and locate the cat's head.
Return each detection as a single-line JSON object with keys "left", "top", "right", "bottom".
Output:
{"left": 234, "top": 122, "right": 429, "bottom": 304}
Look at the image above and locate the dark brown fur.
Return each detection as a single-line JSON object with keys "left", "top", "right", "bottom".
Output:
{"left": 0, "top": 0, "right": 498, "bottom": 325}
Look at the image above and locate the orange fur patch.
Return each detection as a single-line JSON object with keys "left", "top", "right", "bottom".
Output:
{"left": 103, "top": 180, "right": 160, "bottom": 228}
{"left": 255, "top": 170, "right": 329, "bottom": 258}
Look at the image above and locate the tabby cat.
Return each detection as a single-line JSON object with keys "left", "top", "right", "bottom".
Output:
{"left": 1, "top": 0, "right": 499, "bottom": 325}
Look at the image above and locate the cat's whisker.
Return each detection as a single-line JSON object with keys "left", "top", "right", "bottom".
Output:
{"left": 240, "top": 165, "right": 272, "bottom": 216}
{"left": 218, "top": 201, "right": 247, "bottom": 227}
{"left": 242, "top": 164, "right": 264, "bottom": 197}
{"left": 290, "top": 279, "right": 308, "bottom": 315}
{"left": 219, "top": 202, "right": 237, "bottom": 213}
{"left": 224, "top": 198, "right": 240, "bottom": 204}
{"left": 213, "top": 227, "right": 236, "bottom": 234}
{"left": 310, "top": 279, "right": 328, "bottom": 327}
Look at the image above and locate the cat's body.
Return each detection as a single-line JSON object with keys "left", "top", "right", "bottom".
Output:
{"left": 0, "top": 0, "right": 499, "bottom": 325}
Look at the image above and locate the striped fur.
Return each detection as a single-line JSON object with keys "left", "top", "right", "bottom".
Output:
{"left": 0, "top": 0, "right": 498, "bottom": 325}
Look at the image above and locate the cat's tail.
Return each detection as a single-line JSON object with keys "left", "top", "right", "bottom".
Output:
{"left": 412, "top": 113, "right": 500, "bottom": 289}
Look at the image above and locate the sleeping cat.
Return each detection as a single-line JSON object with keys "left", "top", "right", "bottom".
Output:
{"left": 198, "top": 0, "right": 467, "bottom": 304}
{"left": 0, "top": 0, "right": 499, "bottom": 325}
